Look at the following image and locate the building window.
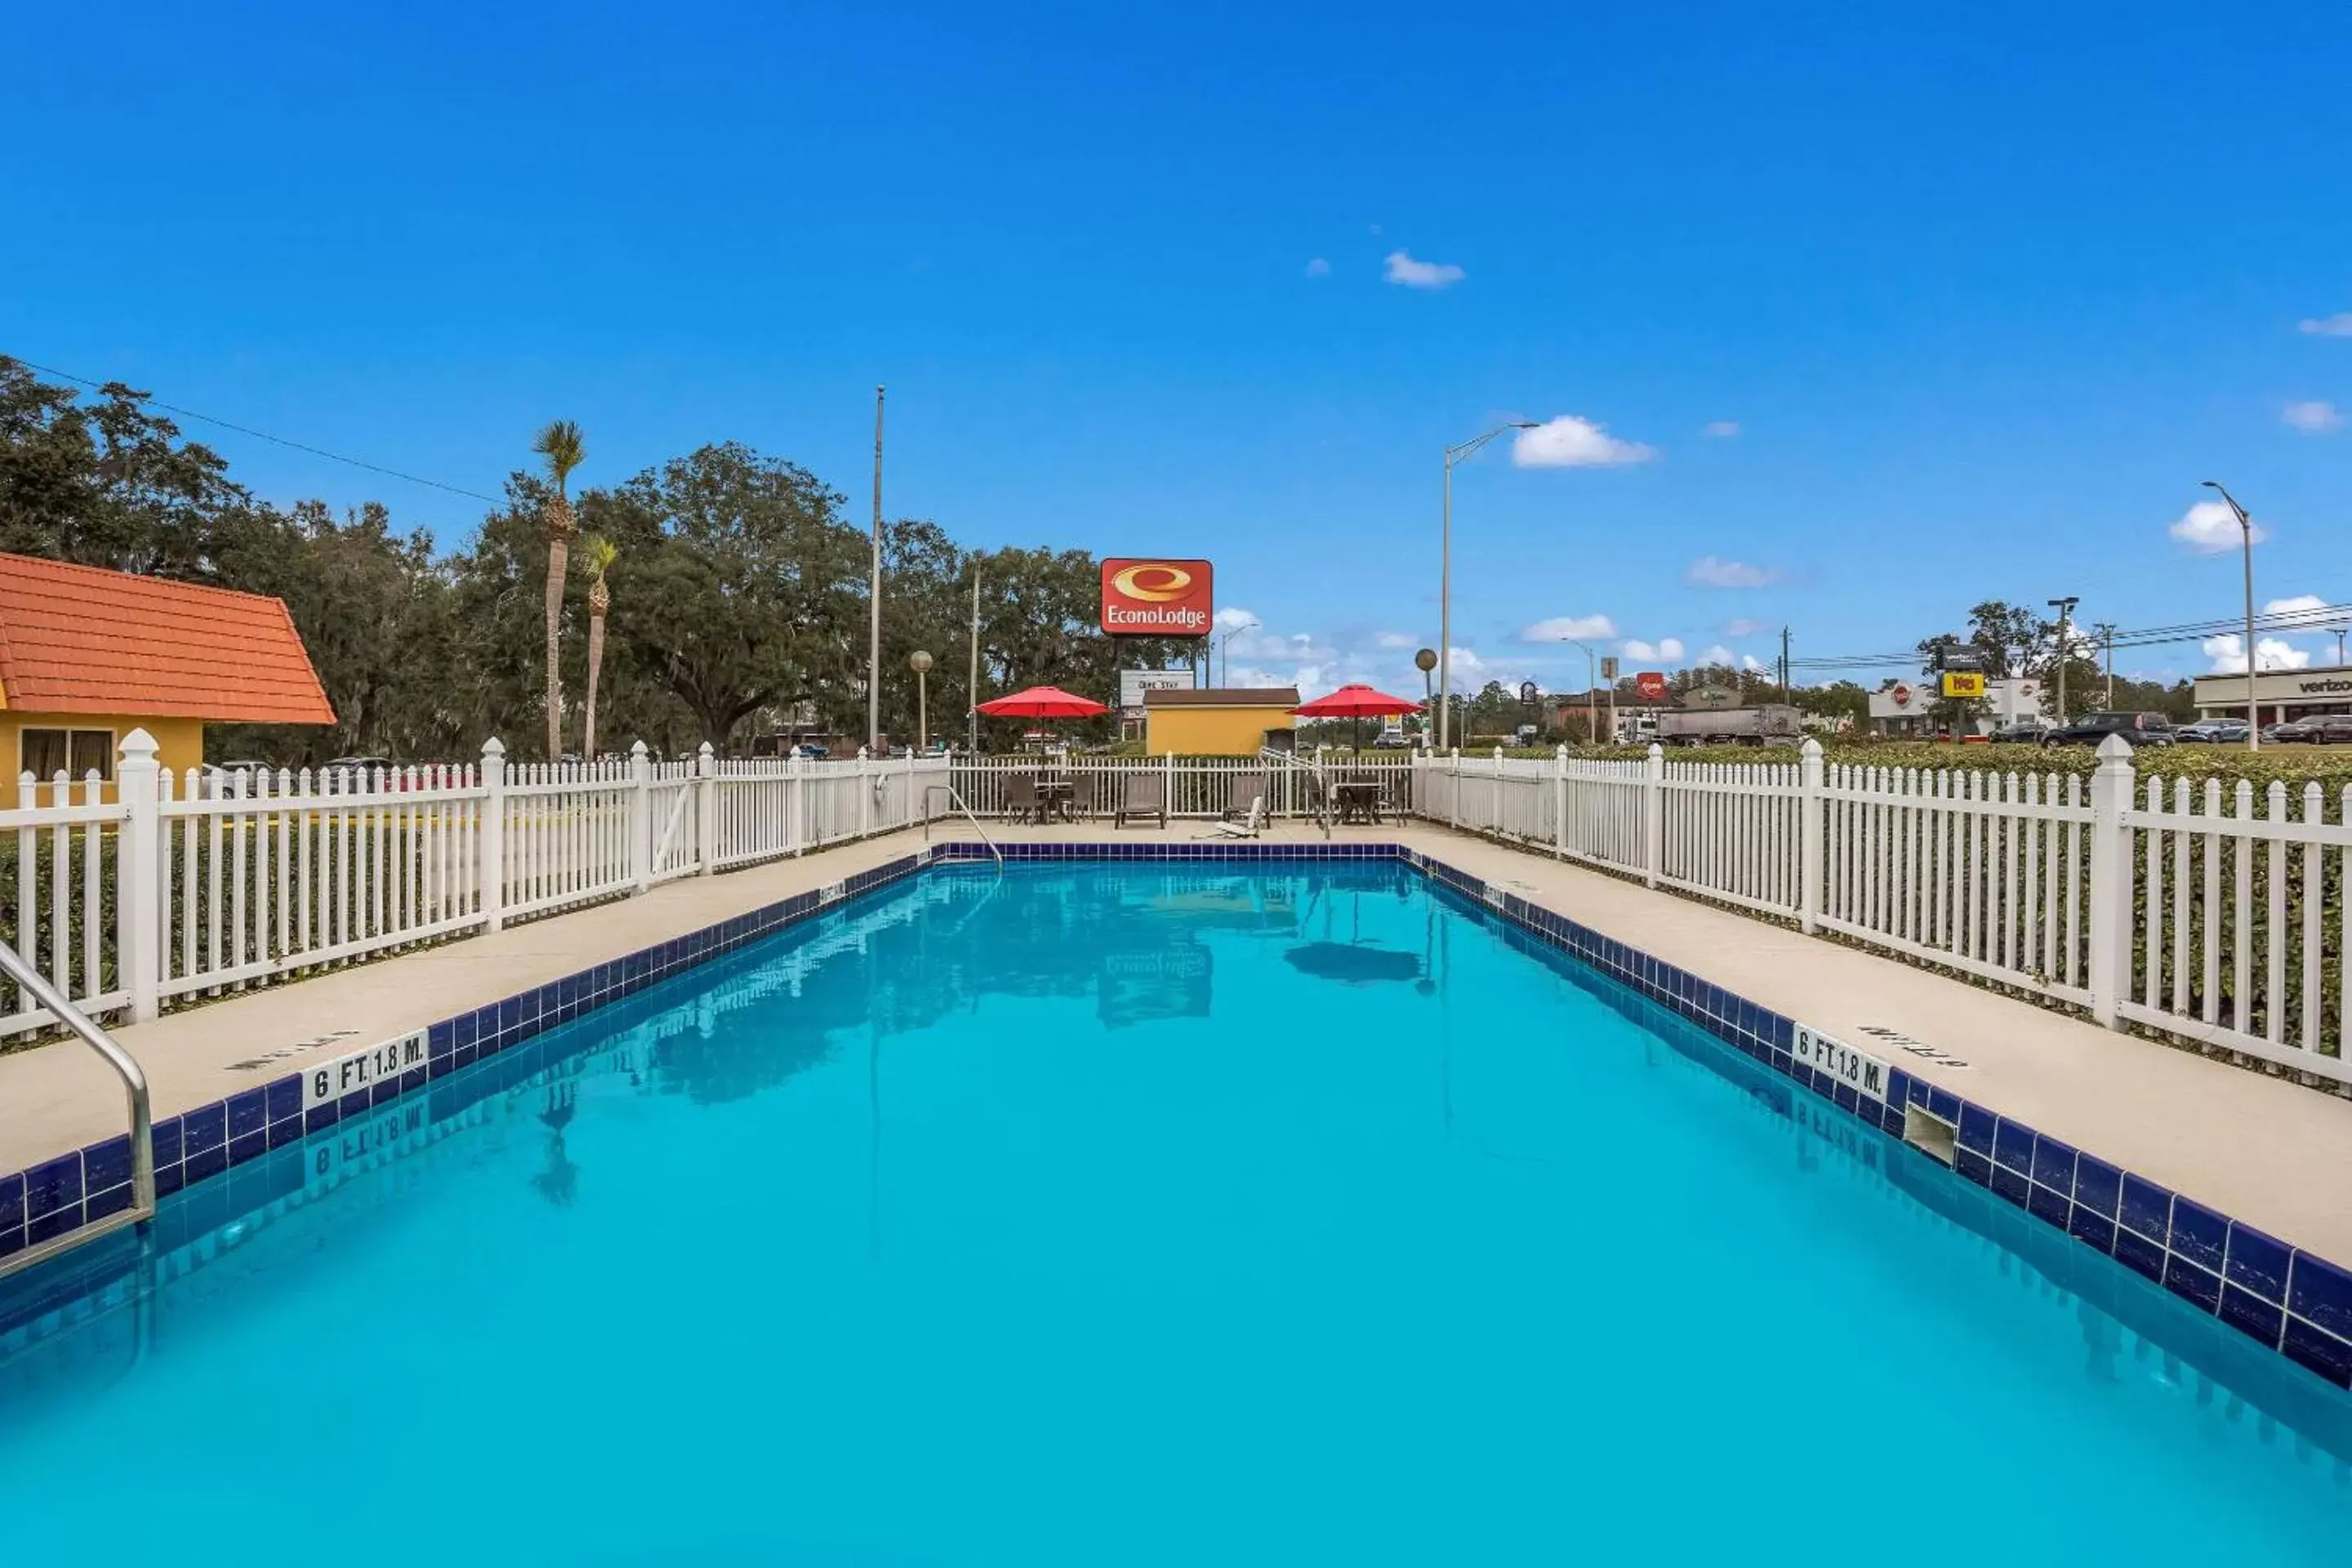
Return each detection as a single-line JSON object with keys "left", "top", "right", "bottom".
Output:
{"left": 20, "top": 728, "right": 115, "bottom": 782}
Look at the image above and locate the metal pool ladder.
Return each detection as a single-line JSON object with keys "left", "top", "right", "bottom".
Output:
{"left": 0, "top": 944, "right": 157, "bottom": 1280}
{"left": 922, "top": 782, "right": 1004, "bottom": 871}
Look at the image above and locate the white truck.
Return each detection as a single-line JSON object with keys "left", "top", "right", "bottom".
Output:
{"left": 1656, "top": 704, "right": 1804, "bottom": 747}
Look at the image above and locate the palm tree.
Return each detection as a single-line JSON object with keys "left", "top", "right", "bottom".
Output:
{"left": 580, "top": 534, "right": 618, "bottom": 760}
{"left": 532, "top": 419, "right": 586, "bottom": 761}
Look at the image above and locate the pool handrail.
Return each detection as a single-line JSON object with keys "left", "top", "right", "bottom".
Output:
{"left": 921, "top": 782, "right": 1004, "bottom": 871}
{"left": 1259, "top": 747, "right": 1331, "bottom": 840}
{"left": 0, "top": 942, "right": 156, "bottom": 1280}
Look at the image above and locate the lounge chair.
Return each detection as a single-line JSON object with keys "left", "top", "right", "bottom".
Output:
{"left": 1210, "top": 796, "right": 1267, "bottom": 839}
{"left": 1115, "top": 771, "right": 1166, "bottom": 829}
{"left": 1221, "top": 773, "right": 1266, "bottom": 824}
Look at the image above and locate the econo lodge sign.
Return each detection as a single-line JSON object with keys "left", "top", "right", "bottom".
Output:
{"left": 1100, "top": 559, "right": 1214, "bottom": 635}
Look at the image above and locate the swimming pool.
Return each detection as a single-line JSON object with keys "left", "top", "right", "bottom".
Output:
{"left": 2, "top": 858, "right": 2348, "bottom": 1562}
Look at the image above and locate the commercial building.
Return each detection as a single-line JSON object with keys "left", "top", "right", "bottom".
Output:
{"left": 0, "top": 553, "right": 335, "bottom": 799}
{"left": 1141, "top": 687, "right": 1298, "bottom": 755}
{"left": 1867, "top": 676, "right": 2042, "bottom": 737}
{"left": 2191, "top": 664, "right": 2352, "bottom": 726}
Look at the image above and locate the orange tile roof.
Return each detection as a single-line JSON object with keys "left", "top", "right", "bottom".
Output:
{"left": 0, "top": 554, "right": 335, "bottom": 724}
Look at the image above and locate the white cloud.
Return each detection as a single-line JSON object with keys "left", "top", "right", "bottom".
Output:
{"left": 2203, "top": 634, "right": 2310, "bottom": 674}
{"left": 2169, "top": 500, "right": 2265, "bottom": 554}
{"left": 1520, "top": 613, "right": 1618, "bottom": 642}
{"left": 1703, "top": 421, "right": 1741, "bottom": 438}
{"left": 1512, "top": 416, "right": 1655, "bottom": 469}
{"left": 1683, "top": 555, "right": 1784, "bottom": 588}
{"left": 1303, "top": 257, "right": 1330, "bottom": 279}
{"left": 1719, "top": 617, "right": 1774, "bottom": 638}
{"left": 2264, "top": 594, "right": 2330, "bottom": 618}
{"left": 1620, "top": 636, "right": 1685, "bottom": 662}
{"left": 1214, "top": 606, "right": 1258, "bottom": 631}
{"left": 1697, "top": 644, "right": 1737, "bottom": 666}
{"left": 1383, "top": 250, "right": 1463, "bottom": 289}
{"left": 2284, "top": 400, "right": 2344, "bottom": 434}
{"left": 1374, "top": 630, "right": 1416, "bottom": 648}
{"left": 1740, "top": 653, "right": 1768, "bottom": 673}
{"left": 2298, "top": 313, "right": 2352, "bottom": 336}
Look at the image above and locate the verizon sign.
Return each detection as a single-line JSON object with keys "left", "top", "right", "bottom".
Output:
{"left": 1101, "top": 559, "right": 1214, "bottom": 635}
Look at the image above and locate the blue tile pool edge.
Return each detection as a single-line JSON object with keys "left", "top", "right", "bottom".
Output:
{"left": 2, "top": 836, "right": 2348, "bottom": 1400}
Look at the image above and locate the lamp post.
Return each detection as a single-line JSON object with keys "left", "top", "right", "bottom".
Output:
{"left": 1560, "top": 638, "right": 1597, "bottom": 743}
{"left": 1217, "top": 620, "right": 1257, "bottom": 688}
{"left": 2333, "top": 626, "right": 2348, "bottom": 669}
{"left": 2047, "top": 596, "right": 2079, "bottom": 724}
{"left": 908, "top": 649, "right": 933, "bottom": 752}
{"left": 1439, "top": 421, "right": 1539, "bottom": 748}
{"left": 1414, "top": 647, "right": 1438, "bottom": 748}
{"left": 2202, "top": 481, "right": 2260, "bottom": 752}
{"left": 869, "top": 386, "right": 884, "bottom": 753}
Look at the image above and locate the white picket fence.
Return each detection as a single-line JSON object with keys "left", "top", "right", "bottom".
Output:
{"left": 1416, "top": 742, "right": 2352, "bottom": 1085}
{"left": 0, "top": 733, "right": 948, "bottom": 1040}
{"left": 949, "top": 752, "right": 1419, "bottom": 821}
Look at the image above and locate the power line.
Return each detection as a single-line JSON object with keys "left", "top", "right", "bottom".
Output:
{"left": 6, "top": 354, "right": 506, "bottom": 506}
{"left": 1787, "top": 598, "right": 2352, "bottom": 674}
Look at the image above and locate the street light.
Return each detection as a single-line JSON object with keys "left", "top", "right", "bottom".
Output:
{"left": 1439, "top": 421, "right": 1539, "bottom": 748}
{"left": 1414, "top": 647, "right": 1438, "bottom": 749}
{"left": 1559, "top": 638, "right": 1597, "bottom": 743}
{"left": 1216, "top": 619, "right": 1257, "bottom": 688}
{"left": 908, "top": 649, "right": 933, "bottom": 752}
{"left": 2047, "top": 596, "right": 2079, "bottom": 723}
{"left": 2202, "top": 481, "right": 2260, "bottom": 752}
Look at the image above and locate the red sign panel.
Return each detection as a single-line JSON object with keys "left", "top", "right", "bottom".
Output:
{"left": 1100, "top": 559, "right": 1214, "bottom": 636}
{"left": 1634, "top": 670, "right": 1669, "bottom": 702}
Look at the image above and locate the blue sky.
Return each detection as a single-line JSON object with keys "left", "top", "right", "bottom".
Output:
{"left": 6, "top": 1, "right": 2350, "bottom": 697}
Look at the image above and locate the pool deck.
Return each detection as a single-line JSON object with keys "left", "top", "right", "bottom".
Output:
{"left": 5, "top": 817, "right": 2352, "bottom": 1268}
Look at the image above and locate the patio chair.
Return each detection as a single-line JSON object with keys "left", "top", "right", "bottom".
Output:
{"left": 1004, "top": 773, "right": 1041, "bottom": 824}
{"left": 1221, "top": 772, "right": 1266, "bottom": 824}
{"left": 1115, "top": 771, "right": 1166, "bottom": 829}
{"left": 1210, "top": 795, "right": 1267, "bottom": 839}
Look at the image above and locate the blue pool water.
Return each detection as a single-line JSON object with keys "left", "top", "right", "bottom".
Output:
{"left": 2, "top": 862, "right": 2349, "bottom": 1562}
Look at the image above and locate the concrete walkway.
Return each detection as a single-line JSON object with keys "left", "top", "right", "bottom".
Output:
{"left": 5, "top": 815, "right": 2349, "bottom": 1267}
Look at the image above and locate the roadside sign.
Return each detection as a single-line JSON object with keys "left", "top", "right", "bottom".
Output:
{"left": 1940, "top": 671, "right": 1986, "bottom": 699}
{"left": 1634, "top": 671, "right": 1668, "bottom": 702}
{"left": 1600, "top": 657, "right": 1619, "bottom": 680}
{"left": 1518, "top": 680, "right": 1539, "bottom": 708}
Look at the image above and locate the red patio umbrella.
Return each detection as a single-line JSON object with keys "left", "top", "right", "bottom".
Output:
{"left": 1291, "top": 683, "right": 1423, "bottom": 751}
{"left": 977, "top": 684, "right": 1111, "bottom": 719}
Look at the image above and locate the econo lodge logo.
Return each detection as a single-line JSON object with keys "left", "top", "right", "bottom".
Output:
{"left": 1100, "top": 557, "right": 1214, "bottom": 635}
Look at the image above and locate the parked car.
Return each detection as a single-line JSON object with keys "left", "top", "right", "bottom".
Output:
{"left": 2265, "top": 718, "right": 2320, "bottom": 744}
{"left": 2301, "top": 714, "right": 2352, "bottom": 746}
{"left": 2175, "top": 719, "right": 2250, "bottom": 744}
{"left": 1989, "top": 720, "right": 2050, "bottom": 744}
{"left": 2040, "top": 711, "right": 2174, "bottom": 749}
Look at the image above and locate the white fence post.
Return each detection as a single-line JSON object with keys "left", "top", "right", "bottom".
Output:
{"left": 629, "top": 740, "right": 654, "bottom": 893}
{"left": 480, "top": 736, "right": 507, "bottom": 932}
{"left": 1798, "top": 737, "right": 1824, "bottom": 934}
{"left": 2086, "top": 733, "right": 2136, "bottom": 1028}
{"left": 1643, "top": 742, "right": 1664, "bottom": 888}
{"left": 696, "top": 742, "right": 716, "bottom": 874}
{"left": 857, "top": 746, "right": 872, "bottom": 837}
{"left": 790, "top": 748, "right": 807, "bottom": 856}
{"left": 118, "top": 728, "right": 163, "bottom": 1022}
{"left": 1449, "top": 748, "right": 1461, "bottom": 829}
{"left": 1553, "top": 743, "right": 1568, "bottom": 859}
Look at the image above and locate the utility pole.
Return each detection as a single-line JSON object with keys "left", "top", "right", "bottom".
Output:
{"left": 968, "top": 562, "right": 982, "bottom": 751}
{"left": 2092, "top": 621, "right": 2116, "bottom": 708}
{"left": 2047, "top": 595, "right": 2079, "bottom": 724}
{"left": 1780, "top": 626, "right": 1791, "bottom": 704}
{"left": 869, "top": 385, "right": 884, "bottom": 754}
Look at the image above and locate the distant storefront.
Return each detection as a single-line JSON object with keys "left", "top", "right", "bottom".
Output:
{"left": 2192, "top": 664, "right": 2352, "bottom": 725}
{"left": 1868, "top": 676, "right": 2042, "bottom": 737}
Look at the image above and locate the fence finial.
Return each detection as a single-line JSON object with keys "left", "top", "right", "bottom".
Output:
{"left": 481, "top": 736, "right": 506, "bottom": 760}
{"left": 1800, "top": 736, "right": 1824, "bottom": 761}
{"left": 119, "top": 728, "right": 158, "bottom": 764}
{"left": 629, "top": 739, "right": 648, "bottom": 759}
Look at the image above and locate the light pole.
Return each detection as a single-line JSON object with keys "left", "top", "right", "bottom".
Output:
{"left": 968, "top": 563, "right": 982, "bottom": 751}
{"left": 1560, "top": 638, "right": 1597, "bottom": 743}
{"left": 2334, "top": 626, "right": 2348, "bottom": 668}
{"left": 2203, "top": 481, "right": 2260, "bottom": 751}
{"left": 1439, "top": 421, "right": 1539, "bottom": 748}
{"left": 2047, "top": 596, "right": 2078, "bottom": 724}
{"left": 1415, "top": 647, "right": 1438, "bottom": 747}
{"left": 869, "top": 385, "right": 884, "bottom": 753}
{"left": 1216, "top": 619, "right": 1257, "bottom": 688}
{"left": 909, "top": 649, "right": 933, "bottom": 752}
{"left": 2091, "top": 621, "right": 2116, "bottom": 709}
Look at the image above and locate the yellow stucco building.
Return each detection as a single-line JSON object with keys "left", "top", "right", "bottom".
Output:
{"left": 0, "top": 552, "right": 336, "bottom": 800}
{"left": 1141, "top": 687, "right": 1298, "bottom": 756}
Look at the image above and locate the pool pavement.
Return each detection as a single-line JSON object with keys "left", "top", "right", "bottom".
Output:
{"left": 2, "top": 817, "right": 2350, "bottom": 1391}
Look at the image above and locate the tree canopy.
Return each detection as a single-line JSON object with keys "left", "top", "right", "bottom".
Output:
{"left": 0, "top": 357, "right": 1189, "bottom": 764}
